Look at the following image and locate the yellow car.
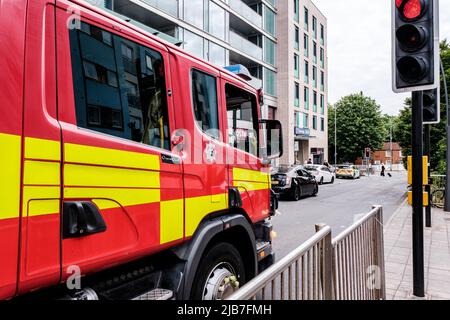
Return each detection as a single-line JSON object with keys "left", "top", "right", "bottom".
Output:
{"left": 335, "top": 165, "right": 361, "bottom": 179}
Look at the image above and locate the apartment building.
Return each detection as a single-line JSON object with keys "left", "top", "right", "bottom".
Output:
{"left": 85, "top": 0, "right": 278, "bottom": 119}
{"left": 276, "top": 0, "right": 328, "bottom": 165}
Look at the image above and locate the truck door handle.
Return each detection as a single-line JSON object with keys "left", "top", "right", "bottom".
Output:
{"left": 63, "top": 201, "right": 107, "bottom": 239}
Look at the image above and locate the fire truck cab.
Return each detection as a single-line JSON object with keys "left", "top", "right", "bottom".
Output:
{"left": 0, "top": 0, "right": 282, "bottom": 300}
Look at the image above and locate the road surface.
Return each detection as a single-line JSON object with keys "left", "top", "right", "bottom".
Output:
{"left": 272, "top": 171, "right": 407, "bottom": 259}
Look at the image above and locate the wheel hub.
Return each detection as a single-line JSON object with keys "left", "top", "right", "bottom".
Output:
{"left": 202, "top": 263, "right": 240, "bottom": 300}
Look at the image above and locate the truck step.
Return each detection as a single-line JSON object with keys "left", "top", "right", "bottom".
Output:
{"left": 132, "top": 288, "right": 173, "bottom": 300}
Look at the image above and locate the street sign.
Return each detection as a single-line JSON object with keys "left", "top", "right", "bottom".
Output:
{"left": 392, "top": 0, "right": 440, "bottom": 93}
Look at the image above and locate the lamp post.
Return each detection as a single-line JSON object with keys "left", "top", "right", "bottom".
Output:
{"left": 334, "top": 105, "right": 337, "bottom": 166}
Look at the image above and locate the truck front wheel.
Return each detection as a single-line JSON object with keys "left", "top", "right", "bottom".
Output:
{"left": 190, "top": 242, "right": 246, "bottom": 300}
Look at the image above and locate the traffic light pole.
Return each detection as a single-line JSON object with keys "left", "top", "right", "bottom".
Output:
{"left": 411, "top": 90, "right": 425, "bottom": 297}
{"left": 424, "top": 124, "right": 432, "bottom": 228}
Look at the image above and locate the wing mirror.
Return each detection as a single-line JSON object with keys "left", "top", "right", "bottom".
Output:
{"left": 259, "top": 119, "right": 283, "bottom": 161}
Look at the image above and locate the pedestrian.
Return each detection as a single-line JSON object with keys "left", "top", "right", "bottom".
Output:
{"left": 323, "top": 161, "right": 330, "bottom": 168}
{"left": 307, "top": 158, "right": 312, "bottom": 164}
{"left": 381, "top": 163, "right": 385, "bottom": 177}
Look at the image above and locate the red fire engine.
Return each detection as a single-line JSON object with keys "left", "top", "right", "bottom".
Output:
{"left": 0, "top": 0, "right": 282, "bottom": 300}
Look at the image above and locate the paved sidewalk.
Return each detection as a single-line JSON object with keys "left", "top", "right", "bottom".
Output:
{"left": 384, "top": 201, "right": 450, "bottom": 300}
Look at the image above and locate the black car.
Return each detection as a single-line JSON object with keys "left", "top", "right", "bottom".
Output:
{"left": 271, "top": 165, "right": 319, "bottom": 201}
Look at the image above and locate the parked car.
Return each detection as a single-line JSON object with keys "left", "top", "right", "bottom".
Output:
{"left": 335, "top": 164, "right": 361, "bottom": 179}
{"left": 271, "top": 165, "right": 319, "bottom": 201}
{"left": 303, "top": 164, "right": 335, "bottom": 184}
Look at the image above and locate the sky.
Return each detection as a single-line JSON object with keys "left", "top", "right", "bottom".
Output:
{"left": 313, "top": 0, "right": 450, "bottom": 115}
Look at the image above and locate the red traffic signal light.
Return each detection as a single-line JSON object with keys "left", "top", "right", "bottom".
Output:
{"left": 396, "top": 0, "right": 425, "bottom": 20}
{"left": 392, "top": 0, "right": 439, "bottom": 93}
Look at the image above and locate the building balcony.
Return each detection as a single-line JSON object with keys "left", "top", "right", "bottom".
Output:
{"left": 228, "top": 0, "right": 262, "bottom": 28}
{"left": 229, "top": 31, "right": 263, "bottom": 61}
{"left": 139, "top": 0, "right": 178, "bottom": 17}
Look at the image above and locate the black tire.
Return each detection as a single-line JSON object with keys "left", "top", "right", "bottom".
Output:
{"left": 292, "top": 184, "right": 301, "bottom": 201}
{"left": 190, "top": 242, "right": 246, "bottom": 300}
{"left": 319, "top": 177, "right": 324, "bottom": 185}
{"left": 331, "top": 177, "right": 335, "bottom": 184}
{"left": 312, "top": 184, "right": 319, "bottom": 196}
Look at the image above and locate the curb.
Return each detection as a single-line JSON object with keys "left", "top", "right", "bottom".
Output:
{"left": 384, "top": 194, "right": 408, "bottom": 230}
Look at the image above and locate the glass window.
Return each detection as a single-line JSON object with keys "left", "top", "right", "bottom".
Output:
{"left": 304, "top": 7, "right": 309, "bottom": 30}
{"left": 304, "top": 34, "right": 309, "bottom": 57}
{"left": 70, "top": 22, "right": 170, "bottom": 150}
{"left": 226, "top": 84, "right": 259, "bottom": 156}
{"left": 264, "top": 68, "right": 276, "bottom": 96}
{"left": 313, "top": 66, "right": 317, "bottom": 88}
{"left": 294, "top": 54, "right": 299, "bottom": 78}
{"left": 304, "top": 113, "right": 309, "bottom": 128}
{"left": 320, "top": 117, "right": 324, "bottom": 131}
{"left": 313, "top": 115, "right": 317, "bottom": 130}
{"left": 321, "top": 71, "right": 325, "bottom": 91}
{"left": 209, "top": 1, "right": 225, "bottom": 40}
{"left": 320, "top": 94, "right": 325, "bottom": 114}
{"left": 191, "top": 69, "right": 220, "bottom": 139}
{"left": 184, "top": 0, "right": 204, "bottom": 29}
{"left": 320, "top": 24, "right": 325, "bottom": 45}
{"left": 295, "top": 112, "right": 301, "bottom": 127}
{"left": 264, "top": 7, "right": 276, "bottom": 36}
{"left": 294, "top": 0, "right": 299, "bottom": 22}
{"left": 312, "top": 16, "right": 317, "bottom": 39}
{"left": 304, "top": 87, "right": 309, "bottom": 110}
{"left": 183, "top": 29, "right": 204, "bottom": 59}
{"left": 294, "top": 26, "right": 299, "bottom": 50}
{"left": 313, "top": 41, "right": 317, "bottom": 63}
{"left": 208, "top": 41, "right": 226, "bottom": 67}
{"left": 304, "top": 60, "right": 309, "bottom": 83}
{"left": 320, "top": 47, "right": 325, "bottom": 68}
{"left": 264, "top": 37, "right": 276, "bottom": 65}
{"left": 313, "top": 91, "right": 317, "bottom": 112}
{"left": 294, "top": 82, "right": 300, "bottom": 107}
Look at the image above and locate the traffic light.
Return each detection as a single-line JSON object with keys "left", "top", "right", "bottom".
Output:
{"left": 423, "top": 88, "right": 440, "bottom": 124}
{"left": 365, "top": 148, "right": 371, "bottom": 159}
{"left": 392, "top": 0, "right": 439, "bottom": 93}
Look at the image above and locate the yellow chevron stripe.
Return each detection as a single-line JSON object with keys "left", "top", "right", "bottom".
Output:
{"left": 185, "top": 194, "right": 228, "bottom": 237}
{"left": 64, "top": 187, "right": 160, "bottom": 209}
{"left": 234, "top": 181, "right": 270, "bottom": 192}
{"left": 65, "top": 143, "right": 160, "bottom": 171}
{"left": 25, "top": 137, "right": 60, "bottom": 161}
{"left": 24, "top": 160, "right": 60, "bottom": 186}
{"left": 160, "top": 199, "right": 184, "bottom": 244}
{"left": 22, "top": 186, "right": 60, "bottom": 217}
{"left": 64, "top": 164, "right": 160, "bottom": 188}
{"left": 0, "top": 133, "right": 21, "bottom": 220}
{"left": 233, "top": 167, "right": 269, "bottom": 183}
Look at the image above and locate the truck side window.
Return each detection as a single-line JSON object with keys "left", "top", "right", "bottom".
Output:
{"left": 69, "top": 22, "right": 170, "bottom": 150}
{"left": 191, "top": 70, "right": 220, "bottom": 140}
{"left": 225, "top": 84, "right": 259, "bottom": 157}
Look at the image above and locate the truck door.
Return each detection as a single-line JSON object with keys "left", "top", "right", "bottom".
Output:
{"left": 0, "top": 0, "right": 28, "bottom": 299}
{"left": 220, "top": 74, "right": 271, "bottom": 223}
{"left": 167, "top": 53, "right": 228, "bottom": 238}
{"left": 17, "top": 0, "right": 62, "bottom": 295}
{"left": 55, "top": 2, "right": 184, "bottom": 279}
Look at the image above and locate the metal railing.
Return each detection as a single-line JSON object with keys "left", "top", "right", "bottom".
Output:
{"left": 332, "top": 206, "right": 385, "bottom": 300}
{"left": 227, "top": 226, "right": 333, "bottom": 300}
{"left": 227, "top": 206, "right": 385, "bottom": 300}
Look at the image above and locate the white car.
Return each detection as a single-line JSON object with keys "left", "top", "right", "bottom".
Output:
{"left": 303, "top": 165, "right": 335, "bottom": 184}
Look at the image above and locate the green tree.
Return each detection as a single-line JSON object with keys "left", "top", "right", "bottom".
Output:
{"left": 396, "top": 40, "right": 449, "bottom": 173}
{"left": 328, "top": 92, "right": 386, "bottom": 163}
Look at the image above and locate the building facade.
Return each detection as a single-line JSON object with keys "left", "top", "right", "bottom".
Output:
{"left": 276, "top": 0, "right": 328, "bottom": 166}
{"left": 86, "top": 0, "right": 278, "bottom": 119}
{"left": 356, "top": 143, "right": 404, "bottom": 169}
{"left": 85, "top": 0, "right": 328, "bottom": 166}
